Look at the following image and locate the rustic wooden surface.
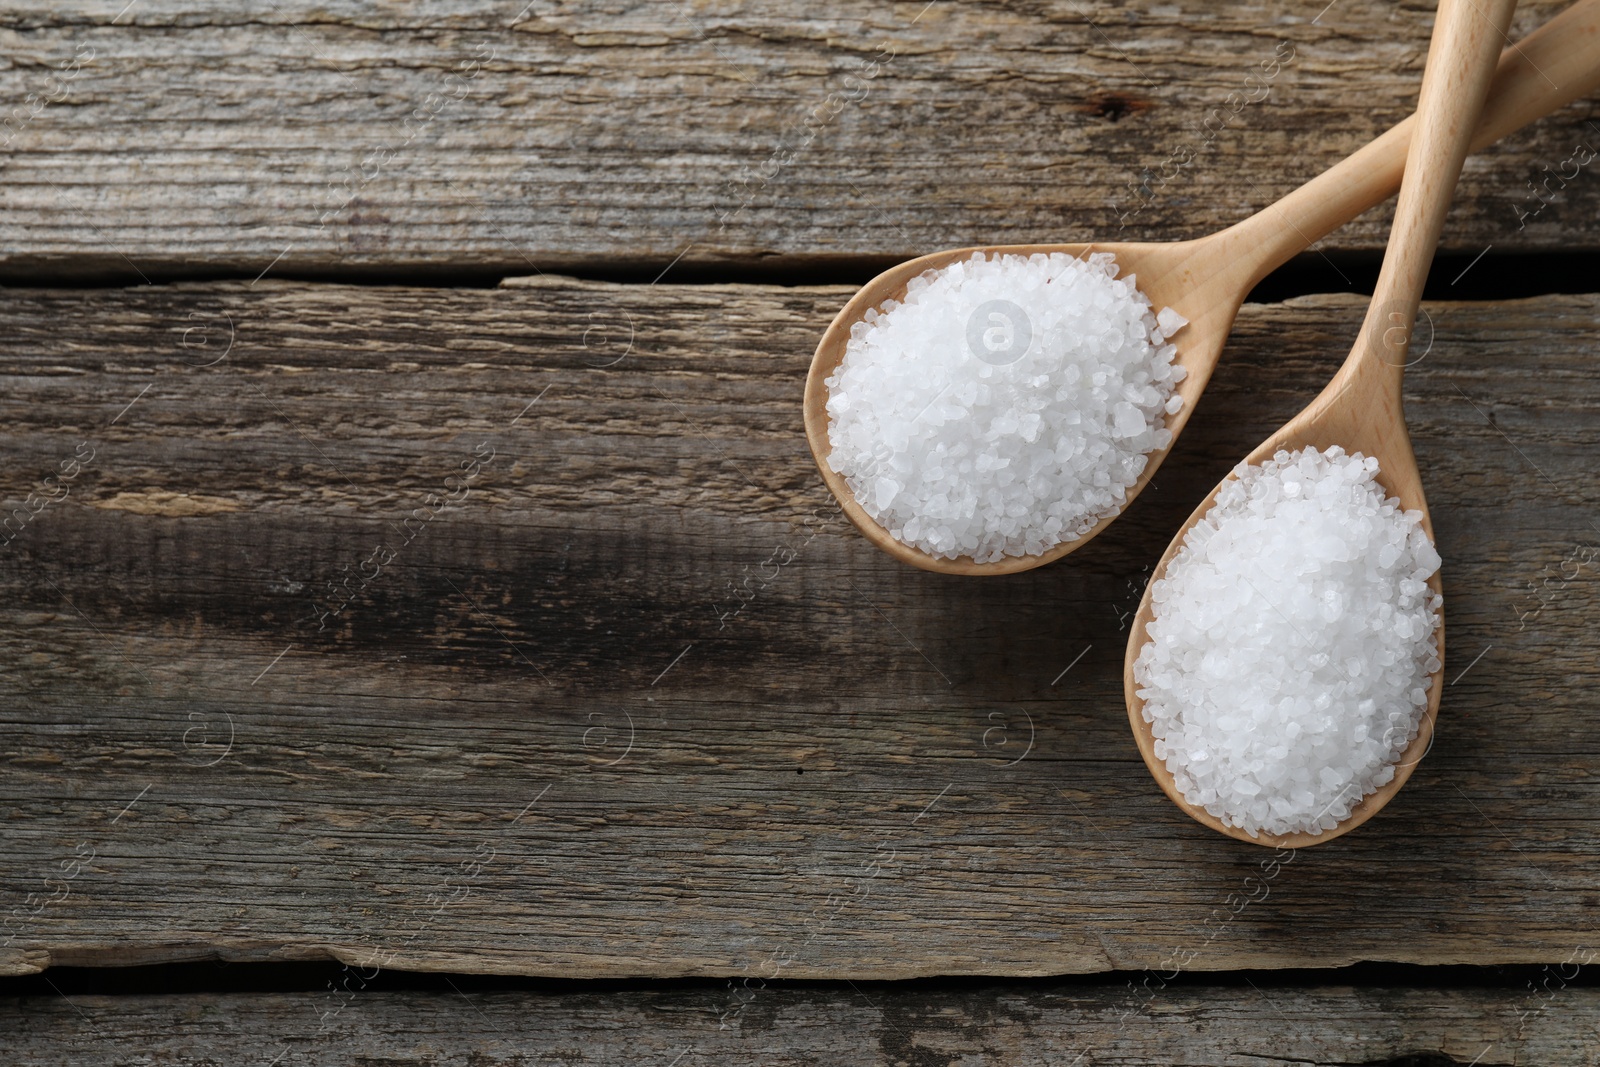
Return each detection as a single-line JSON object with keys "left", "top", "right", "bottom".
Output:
{"left": 5, "top": 0, "right": 1600, "bottom": 1058}
{"left": 2, "top": 1, "right": 1599, "bottom": 282}
{"left": 0, "top": 279, "right": 1595, "bottom": 979}
{"left": 5, "top": 980, "right": 1600, "bottom": 1065}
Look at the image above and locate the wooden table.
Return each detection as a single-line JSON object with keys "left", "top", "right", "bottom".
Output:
{"left": 2, "top": 1, "right": 1598, "bottom": 1062}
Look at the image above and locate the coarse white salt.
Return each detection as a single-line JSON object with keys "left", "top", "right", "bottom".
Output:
{"left": 824, "top": 251, "right": 1187, "bottom": 562}
{"left": 1132, "top": 445, "right": 1443, "bottom": 838}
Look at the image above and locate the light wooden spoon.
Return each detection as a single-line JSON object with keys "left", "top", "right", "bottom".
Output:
{"left": 804, "top": 0, "right": 1600, "bottom": 575}
{"left": 1124, "top": 0, "right": 1517, "bottom": 848}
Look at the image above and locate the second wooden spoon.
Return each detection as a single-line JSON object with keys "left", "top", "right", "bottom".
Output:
{"left": 1124, "top": 0, "right": 1517, "bottom": 847}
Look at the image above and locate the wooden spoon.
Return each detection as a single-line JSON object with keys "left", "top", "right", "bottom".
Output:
{"left": 1124, "top": 0, "right": 1517, "bottom": 847}
{"left": 804, "top": 0, "right": 1600, "bottom": 575}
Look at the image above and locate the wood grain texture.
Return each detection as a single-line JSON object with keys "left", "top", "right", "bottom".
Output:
{"left": 0, "top": 278, "right": 1596, "bottom": 979}
{"left": 2, "top": 0, "right": 1600, "bottom": 281}
{"left": 4, "top": 983, "right": 1600, "bottom": 1066}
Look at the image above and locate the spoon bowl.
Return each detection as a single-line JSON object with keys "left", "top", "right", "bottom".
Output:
{"left": 804, "top": 237, "right": 1223, "bottom": 574}
{"left": 1123, "top": 355, "right": 1445, "bottom": 848}
{"left": 804, "top": 0, "right": 1600, "bottom": 575}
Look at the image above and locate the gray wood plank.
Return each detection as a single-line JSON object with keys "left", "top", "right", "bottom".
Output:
{"left": 0, "top": 279, "right": 1596, "bottom": 979}
{"left": 3, "top": 982, "right": 1599, "bottom": 1065}
{"left": 1, "top": 1, "right": 1598, "bottom": 280}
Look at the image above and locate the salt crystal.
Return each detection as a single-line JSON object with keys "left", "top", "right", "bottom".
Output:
{"left": 1132, "top": 446, "right": 1443, "bottom": 837}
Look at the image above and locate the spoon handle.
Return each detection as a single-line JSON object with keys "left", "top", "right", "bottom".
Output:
{"left": 1219, "top": 0, "right": 1591, "bottom": 293}
{"left": 1358, "top": 0, "right": 1517, "bottom": 374}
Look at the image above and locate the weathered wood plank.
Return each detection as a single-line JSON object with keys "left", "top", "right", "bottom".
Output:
{"left": 4, "top": 982, "right": 1600, "bottom": 1065}
{"left": 2, "top": 1, "right": 1599, "bottom": 281}
{"left": 0, "top": 279, "right": 1596, "bottom": 979}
